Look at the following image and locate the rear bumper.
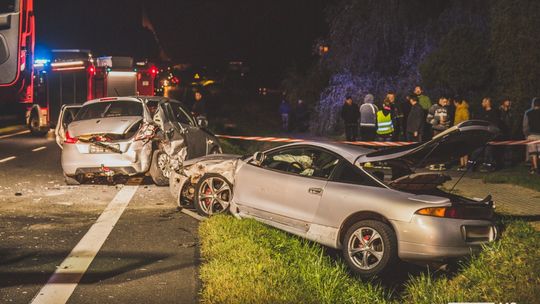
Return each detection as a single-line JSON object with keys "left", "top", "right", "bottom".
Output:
{"left": 61, "top": 141, "right": 153, "bottom": 176}
{"left": 391, "top": 215, "right": 497, "bottom": 261}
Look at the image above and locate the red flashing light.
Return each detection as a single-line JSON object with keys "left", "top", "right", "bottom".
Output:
{"left": 88, "top": 66, "right": 96, "bottom": 74}
{"left": 65, "top": 130, "right": 78, "bottom": 144}
{"left": 150, "top": 66, "right": 158, "bottom": 76}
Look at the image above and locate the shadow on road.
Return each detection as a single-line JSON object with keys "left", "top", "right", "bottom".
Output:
{"left": 0, "top": 249, "right": 193, "bottom": 287}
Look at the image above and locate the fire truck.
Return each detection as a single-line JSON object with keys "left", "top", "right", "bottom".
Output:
{"left": 27, "top": 50, "right": 158, "bottom": 135}
{"left": 0, "top": 0, "right": 35, "bottom": 121}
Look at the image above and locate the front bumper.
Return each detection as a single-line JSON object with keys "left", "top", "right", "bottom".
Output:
{"left": 61, "top": 140, "right": 153, "bottom": 176}
{"left": 391, "top": 215, "right": 497, "bottom": 261}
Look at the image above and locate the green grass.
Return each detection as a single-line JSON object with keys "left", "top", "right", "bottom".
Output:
{"left": 199, "top": 215, "right": 393, "bottom": 304}
{"left": 199, "top": 216, "right": 540, "bottom": 304}
{"left": 482, "top": 166, "right": 540, "bottom": 192}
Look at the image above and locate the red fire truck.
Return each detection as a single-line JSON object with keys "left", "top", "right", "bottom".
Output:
{"left": 27, "top": 50, "right": 158, "bottom": 135}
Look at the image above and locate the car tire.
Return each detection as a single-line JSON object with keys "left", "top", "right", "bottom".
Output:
{"left": 64, "top": 173, "right": 81, "bottom": 185}
{"left": 193, "top": 173, "right": 232, "bottom": 217}
{"left": 29, "top": 111, "right": 48, "bottom": 136}
{"left": 149, "top": 150, "right": 169, "bottom": 186}
{"left": 342, "top": 220, "right": 397, "bottom": 278}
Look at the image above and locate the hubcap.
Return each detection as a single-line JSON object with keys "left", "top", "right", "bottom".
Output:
{"left": 198, "top": 177, "right": 231, "bottom": 215}
{"left": 347, "top": 227, "right": 384, "bottom": 270}
{"left": 157, "top": 153, "right": 171, "bottom": 178}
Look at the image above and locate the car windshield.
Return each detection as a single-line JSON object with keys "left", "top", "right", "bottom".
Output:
{"left": 74, "top": 100, "right": 143, "bottom": 121}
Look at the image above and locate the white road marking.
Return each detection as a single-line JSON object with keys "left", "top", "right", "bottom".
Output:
{"left": 181, "top": 208, "right": 206, "bottom": 221}
{"left": 32, "top": 146, "right": 47, "bottom": 152}
{"left": 0, "top": 129, "right": 30, "bottom": 140}
{"left": 30, "top": 185, "right": 139, "bottom": 304}
{"left": 0, "top": 156, "right": 16, "bottom": 163}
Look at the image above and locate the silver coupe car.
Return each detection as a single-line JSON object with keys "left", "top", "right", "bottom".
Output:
{"left": 169, "top": 120, "right": 499, "bottom": 277}
{"left": 57, "top": 96, "right": 221, "bottom": 185}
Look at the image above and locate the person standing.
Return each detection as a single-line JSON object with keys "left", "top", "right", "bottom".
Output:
{"left": 191, "top": 90, "right": 207, "bottom": 118}
{"left": 376, "top": 99, "right": 394, "bottom": 141}
{"left": 474, "top": 97, "right": 500, "bottom": 171}
{"left": 499, "top": 98, "right": 517, "bottom": 167}
{"left": 387, "top": 92, "right": 404, "bottom": 141}
{"left": 427, "top": 97, "right": 450, "bottom": 136}
{"left": 359, "top": 93, "right": 378, "bottom": 141}
{"left": 279, "top": 98, "right": 291, "bottom": 131}
{"left": 523, "top": 97, "right": 540, "bottom": 175}
{"left": 414, "top": 86, "right": 433, "bottom": 140}
{"left": 406, "top": 95, "right": 423, "bottom": 142}
{"left": 454, "top": 98, "right": 471, "bottom": 170}
{"left": 341, "top": 96, "right": 359, "bottom": 141}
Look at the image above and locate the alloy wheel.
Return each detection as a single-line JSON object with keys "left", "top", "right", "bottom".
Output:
{"left": 197, "top": 177, "right": 231, "bottom": 215}
{"left": 347, "top": 227, "right": 385, "bottom": 270}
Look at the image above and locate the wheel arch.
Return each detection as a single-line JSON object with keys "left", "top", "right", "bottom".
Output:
{"left": 337, "top": 211, "right": 397, "bottom": 248}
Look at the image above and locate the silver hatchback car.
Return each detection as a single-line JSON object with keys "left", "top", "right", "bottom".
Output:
{"left": 169, "top": 120, "right": 499, "bottom": 277}
{"left": 57, "top": 96, "right": 221, "bottom": 185}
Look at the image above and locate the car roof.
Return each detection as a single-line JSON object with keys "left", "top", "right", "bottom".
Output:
{"left": 272, "top": 141, "right": 374, "bottom": 163}
{"left": 81, "top": 96, "right": 183, "bottom": 106}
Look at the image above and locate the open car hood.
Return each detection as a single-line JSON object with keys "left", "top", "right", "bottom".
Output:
{"left": 68, "top": 116, "right": 142, "bottom": 137}
{"left": 356, "top": 120, "right": 500, "bottom": 168}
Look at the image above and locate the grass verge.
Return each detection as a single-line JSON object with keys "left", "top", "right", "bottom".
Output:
{"left": 199, "top": 216, "right": 539, "bottom": 304}
{"left": 199, "top": 215, "right": 393, "bottom": 304}
{"left": 482, "top": 166, "right": 540, "bottom": 192}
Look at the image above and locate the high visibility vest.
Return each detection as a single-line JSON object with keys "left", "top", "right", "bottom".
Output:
{"left": 376, "top": 111, "right": 394, "bottom": 135}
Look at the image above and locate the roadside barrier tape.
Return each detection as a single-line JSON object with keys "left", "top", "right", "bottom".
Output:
{"left": 216, "top": 135, "right": 540, "bottom": 147}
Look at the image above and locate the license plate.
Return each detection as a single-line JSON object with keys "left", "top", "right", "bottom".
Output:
{"left": 89, "top": 143, "right": 120, "bottom": 153}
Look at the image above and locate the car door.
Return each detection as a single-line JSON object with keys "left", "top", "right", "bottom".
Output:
{"left": 0, "top": 0, "right": 22, "bottom": 85}
{"left": 54, "top": 104, "right": 82, "bottom": 148}
{"left": 234, "top": 146, "right": 340, "bottom": 231}
{"left": 166, "top": 101, "right": 207, "bottom": 158}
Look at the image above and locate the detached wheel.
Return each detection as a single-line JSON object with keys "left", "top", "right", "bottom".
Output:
{"left": 29, "top": 112, "right": 47, "bottom": 136}
{"left": 64, "top": 172, "right": 82, "bottom": 185}
{"left": 194, "top": 173, "right": 232, "bottom": 216}
{"left": 149, "top": 150, "right": 170, "bottom": 186}
{"left": 342, "top": 220, "right": 397, "bottom": 278}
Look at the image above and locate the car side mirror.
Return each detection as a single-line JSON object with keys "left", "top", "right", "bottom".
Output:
{"left": 252, "top": 151, "right": 265, "bottom": 165}
{"left": 197, "top": 116, "right": 208, "bottom": 128}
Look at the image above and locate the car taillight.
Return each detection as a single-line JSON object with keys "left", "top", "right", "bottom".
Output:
{"left": 134, "top": 123, "right": 157, "bottom": 141}
{"left": 415, "top": 206, "right": 493, "bottom": 220}
{"left": 65, "top": 130, "right": 78, "bottom": 144}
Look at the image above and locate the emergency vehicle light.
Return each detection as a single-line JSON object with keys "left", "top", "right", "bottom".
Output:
{"left": 51, "top": 61, "right": 85, "bottom": 68}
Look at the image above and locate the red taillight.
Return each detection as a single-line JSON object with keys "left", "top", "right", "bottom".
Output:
{"left": 65, "top": 130, "right": 78, "bottom": 144}
{"left": 134, "top": 123, "right": 157, "bottom": 141}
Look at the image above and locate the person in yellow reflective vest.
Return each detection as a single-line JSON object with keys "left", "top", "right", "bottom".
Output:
{"left": 376, "top": 100, "right": 394, "bottom": 141}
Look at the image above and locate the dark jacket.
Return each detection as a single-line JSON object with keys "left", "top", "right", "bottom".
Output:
{"left": 192, "top": 99, "right": 207, "bottom": 117}
{"left": 526, "top": 109, "right": 540, "bottom": 135}
{"left": 406, "top": 103, "right": 424, "bottom": 134}
{"left": 341, "top": 103, "right": 360, "bottom": 124}
{"left": 499, "top": 107, "right": 516, "bottom": 138}
{"left": 478, "top": 108, "right": 500, "bottom": 126}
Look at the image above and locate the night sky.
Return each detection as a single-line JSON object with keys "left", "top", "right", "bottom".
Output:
{"left": 35, "top": 0, "right": 329, "bottom": 82}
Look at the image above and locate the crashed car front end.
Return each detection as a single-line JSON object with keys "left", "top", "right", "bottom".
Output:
{"left": 169, "top": 154, "right": 242, "bottom": 207}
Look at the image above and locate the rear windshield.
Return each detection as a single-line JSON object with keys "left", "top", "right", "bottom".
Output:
{"left": 0, "top": 0, "right": 16, "bottom": 14}
{"left": 74, "top": 100, "right": 143, "bottom": 121}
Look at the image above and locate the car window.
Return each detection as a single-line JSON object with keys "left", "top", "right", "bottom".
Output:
{"left": 167, "top": 102, "right": 195, "bottom": 126}
{"left": 332, "top": 161, "right": 383, "bottom": 187}
{"left": 261, "top": 147, "right": 339, "bottom": 179}
{"left": 62, "top": 107, "right": 81, "bottom": 127}
{"left": 75, "top": 101, "right": 142, "bottom": 121}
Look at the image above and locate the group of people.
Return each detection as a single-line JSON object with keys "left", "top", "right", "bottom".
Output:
{"left": 340, "top": 86, "right": 540, "bottom": 174}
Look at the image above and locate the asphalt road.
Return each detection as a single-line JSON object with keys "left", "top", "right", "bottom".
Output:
{"left": 0, "top": 131, "right": 200, "bottom": 303}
